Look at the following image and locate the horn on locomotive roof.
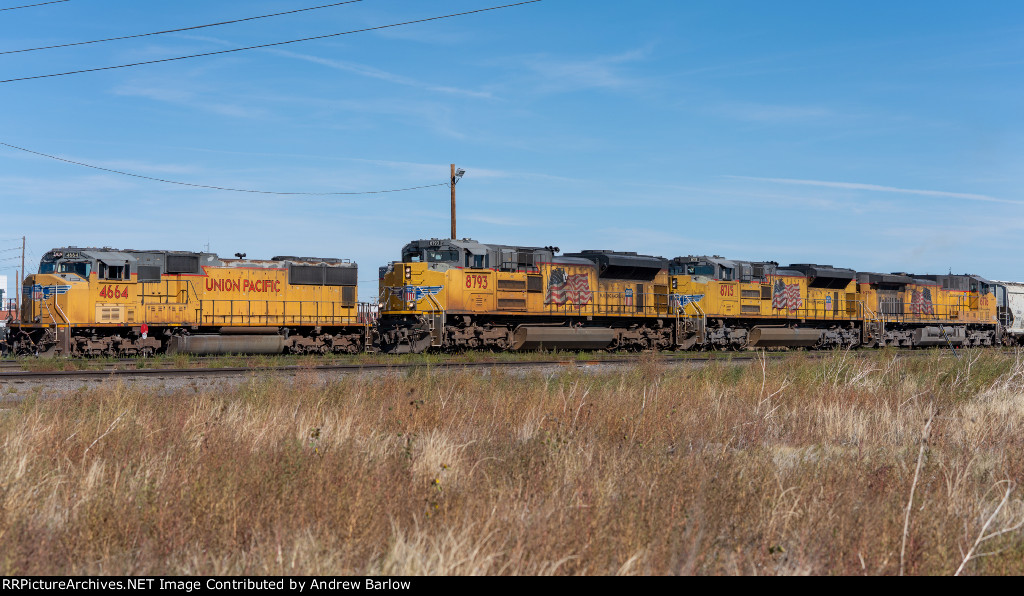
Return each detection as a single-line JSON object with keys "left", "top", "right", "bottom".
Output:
{"left": 235, "top": 253, "right": 246, "bottom": 259}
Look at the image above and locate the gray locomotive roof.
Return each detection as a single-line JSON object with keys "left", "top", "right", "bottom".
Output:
{"left": 672, "top": 255, "right": 738, "bottom": 268}
{"left": 857, "top": 272, "right": 932, "bottom": 285}
{"left": 904, "top": 273, "right": 994, "bottom": 285}
{"left": 785, "top": 264, "right": 856, "bottom": 281}
{"left": 270, "top": 256, "right": 355, "bottom": 267}
{"left": 50, "top": 246, "right": 217, "bottom": 261}
{"left": 673, "top": 255, "right": 781, "bottom": 267}
{"left": 564, "top": 250, "right": 668, "bottom": 271}
{"left": 404, "top": 238, "right": 556, "bottom": 255}
{"left": 47, "top": 246, "right": 353, "bottom": 269}
{"left": 85, "top": 250, "right": 138, "bottom": 265}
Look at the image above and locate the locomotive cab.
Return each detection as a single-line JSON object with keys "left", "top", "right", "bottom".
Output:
{"left": 21, "top": 249, "right": 97, "bottom": 326}
{"left": 667, "top": 255, "right": 780, "bottom": 314}
{"left": 380, "top": 239, "right": 560, "bottom": 314}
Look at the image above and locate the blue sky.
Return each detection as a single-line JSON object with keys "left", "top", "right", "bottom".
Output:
{"left": 2, "top": 0, "right": 1023, "bottom": 303}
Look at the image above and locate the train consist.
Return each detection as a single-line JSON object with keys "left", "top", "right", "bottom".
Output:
{"left": 376, "top": 238, "right": 1008, "bottom": 353}
{"left": 2, "top": 238, "right": 1020, "bottom": 356}
{"left": 4, "top": 247, "right": 369, "bottom": 356}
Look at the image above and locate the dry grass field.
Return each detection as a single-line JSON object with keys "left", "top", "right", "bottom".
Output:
{"left": 1, "top": 349, "right": 1023, "bottom": 575}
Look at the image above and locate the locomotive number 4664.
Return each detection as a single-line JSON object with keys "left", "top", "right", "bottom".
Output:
{"left": 99, "top": 285, "right": 129, "bottom": 299}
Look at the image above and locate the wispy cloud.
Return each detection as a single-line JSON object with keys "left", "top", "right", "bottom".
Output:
{"left": 267, "top": 48, "right": 494, "bottom": 99}
{"left": 0, "top": 175, "right": 138, "bottom": 199}
{"left": 711, "top": 102, "right": 835, "bottom": 123}
{"left": 505, "top": 45, "right": 654, "bottom": 94}
{"left": 729, "top": 176, "right": 1024, "bottom": 206}
{"left": 113, "top": 84, "right": 269, "bottom": 119}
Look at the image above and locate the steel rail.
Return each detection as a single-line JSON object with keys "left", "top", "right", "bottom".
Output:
{"left": 0, "top": 349, "right": 958, "bottom": 382}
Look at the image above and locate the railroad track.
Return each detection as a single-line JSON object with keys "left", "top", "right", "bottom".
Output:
{"left": 0, "top": 357, "right": 707, "bottom": 381}
{"left": 0, "top": 349, "right": 962, "bottom": 382}
{"left": 0, "top": 355, "right": 222, "bottom": 371}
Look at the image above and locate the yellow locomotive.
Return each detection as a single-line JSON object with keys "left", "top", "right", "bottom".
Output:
{"left": 856, "top": 272, "right": 998, "bottom": 347}
{"left": 11, "top": 247, "right": 370, "bottom": 356}
{"left": 668, "top": 257, "right": 862, "bottom": 349}
{"left": 378, "top": 238, "right": 1001, "bottom": 352}
{"left": 377, "top": 238, "right": 674, "bottom": 353}
{"left": 668, "top": 257, "right": 998, "bottom": 349}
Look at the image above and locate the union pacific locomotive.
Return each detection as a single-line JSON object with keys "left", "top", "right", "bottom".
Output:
{"left": 1, "top": 238, "right": 1017, "bottom": 356}
{"left": 6, "top": 247, "right": 370, "bottom": 356}
{"left": 376, "top": 238, "right": 1006, "bottom": 353}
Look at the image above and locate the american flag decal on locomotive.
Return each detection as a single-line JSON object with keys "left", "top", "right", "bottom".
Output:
{"left": 910, "top": 288, "right": 934, "bottom": 315}
{"left": 384, "top": 285, "right": 443, "bottom": 304}
{"left": 771, "top": 280, "right": 803, "bottom": 311}
{"left": 545, "top": 268, "right": 592, "bottom": 306}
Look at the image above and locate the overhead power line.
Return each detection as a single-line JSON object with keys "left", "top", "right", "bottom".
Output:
{"left": 0, "top": 0, "right": 543, "bottom": 83}
{"left": 0, "top": 0, "right": 69, "bottom": 11}
{"left": 0, "top": 141, "right": 449, "bottom": 195}
{"left": 0, "top": 1, "right": 363, "bottom": 55}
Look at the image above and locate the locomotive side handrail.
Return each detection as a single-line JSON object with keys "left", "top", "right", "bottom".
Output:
{"left": 197, "top": 299, "right": 366, "bottom": 327}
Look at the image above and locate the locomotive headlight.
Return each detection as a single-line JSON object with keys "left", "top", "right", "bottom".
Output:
{"left": 404, "top": 266, "right": 412, "bottom": 279}
{"left": 671, "top": 278, "right": 677, "bottom": 290}
{"left": 407, "top": 301, "right": 416, "bottom": 310}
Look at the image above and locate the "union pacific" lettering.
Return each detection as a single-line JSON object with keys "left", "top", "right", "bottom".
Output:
{"left": 205, "top": 279, "right": 282, "bottom": 293}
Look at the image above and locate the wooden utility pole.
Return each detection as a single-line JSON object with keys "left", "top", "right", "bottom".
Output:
{"left": 449, "top": 165, "right": 466, "bottom": 240}
{"left": 450, "top": 164, "right": 457, "bottom": 240}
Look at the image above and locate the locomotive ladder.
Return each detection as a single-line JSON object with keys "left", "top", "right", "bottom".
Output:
{"left": 42, "top": 300, "right": 71, "bottom": 354}
{"left": 674, "top": 299, "right": 706, "bottom": 346}
{"left": 424, "top": 294, "right": 445, "bottom": 347}
{"left": 861, "top": 302, "right": 884, "bottom": 347}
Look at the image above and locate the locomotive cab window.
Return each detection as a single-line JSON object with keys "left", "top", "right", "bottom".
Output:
{"left": 669, "top": 264, "right": 713, "bottom": 276}
{"left": 40, "top": 261, "right": 92, "bottom": 278}
{"left": 100, "top": 263, "right": 128, "bottom": 280}
{"left": 402, "top": 251, "right": 422, "bottom": 262}
{"left": 97, "top": 261, "right": 131, "bottom": 281}
{"left": 64, "top": 262, "right": 91, "bottom": 278}
{"left": 426, "top": 249, "right": 459, "bottom": 263}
